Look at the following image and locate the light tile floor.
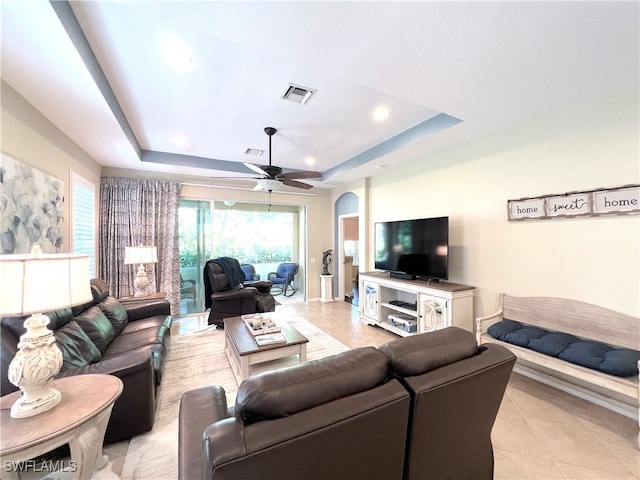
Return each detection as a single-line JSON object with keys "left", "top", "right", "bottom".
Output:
{"left": 120, "top": 299, "right": 639, "bottom": 479}
{"left": 271, "top": 300, "right": 639, "bottom": 480}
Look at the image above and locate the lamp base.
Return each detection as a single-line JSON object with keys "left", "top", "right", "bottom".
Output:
{"left": 133, "top": 264, "right": 150, "bottom": 297}
{"left": 11, "top": 386, "right": 62, "bottom": 418}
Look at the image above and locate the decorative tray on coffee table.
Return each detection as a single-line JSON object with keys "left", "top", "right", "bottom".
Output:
{"left": 241, "top": 313, "right": 282, "bottom": 336}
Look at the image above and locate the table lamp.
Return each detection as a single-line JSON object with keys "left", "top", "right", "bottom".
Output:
{"left": 0, "top": 246, "right": 92, "bottom": 418}
{"left": 124, "top": 245, "right": 158, "bottom": 297}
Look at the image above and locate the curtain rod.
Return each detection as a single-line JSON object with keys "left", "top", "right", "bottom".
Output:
{"left": 181, "top": 182, "right": 318, "bottom": 197}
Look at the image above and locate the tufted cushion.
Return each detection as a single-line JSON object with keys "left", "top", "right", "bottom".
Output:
{"left": 487, "top": 319, "right": 522, "bottom": 341}
{"left": 379, "top": 326, "right": 478, "bottom": 377}
{"left": 529, "top": 332, "right": 581, "bottom": 357}
{"left": 489, "top": 321, "right": 640, "bottom": 377}
{"left": 600, "top": 349, "right": 640, "bottom": 377}
{"left": 503, "top": 326, "right": 547, "bottom": 347}
{"left": 559, "top": 340, "right": 614, "bottom": 370}
{"left": 235, "top": 346, "right": 388, "bottom": 425}
{"left": 73, "top": 305, "right": 116, "bottom": 353}
{"left": 99, "top": 296, "right": 129, "bottom": 335}
{"left": 54, "top": 320, "right": 102, "bottom": 370}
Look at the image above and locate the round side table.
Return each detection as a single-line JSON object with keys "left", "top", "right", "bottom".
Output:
{"left": 1, "top": 374, "right": 123, "bottom": 480}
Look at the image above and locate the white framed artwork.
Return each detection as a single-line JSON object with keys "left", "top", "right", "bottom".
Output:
{"left": 0, "top": 154, "right": 64, "bottom": 253}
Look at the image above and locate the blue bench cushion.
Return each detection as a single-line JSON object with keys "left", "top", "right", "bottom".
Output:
{"left": 486, "top": 319, "right": 522, "bottom": 340}
{"left": 529, "top": 332, "right": 581, "bottom": 357}
{"left": 487, "top": 320, "right": 639, "bottom": 378}
{"left": 600, "top": 349, "right": 640, "bottom": 377}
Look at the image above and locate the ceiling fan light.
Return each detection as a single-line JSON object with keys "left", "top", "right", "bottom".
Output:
{"left": 256, "top": 179, "right": 283, "bottom": 191}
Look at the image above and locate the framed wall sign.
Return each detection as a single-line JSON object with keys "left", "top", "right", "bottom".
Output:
{"left": 508, "top": 184, "right": 639, "bottom": 221}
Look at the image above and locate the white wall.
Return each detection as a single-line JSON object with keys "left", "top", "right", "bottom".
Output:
{"left": 1, "top": 82, "right": 103, "bottom": 255}
{"left": 4, "top": 80, "right": 638, "bottom": 318}
{"left": 367, "top": 92, "right": 639, "bottom": 317}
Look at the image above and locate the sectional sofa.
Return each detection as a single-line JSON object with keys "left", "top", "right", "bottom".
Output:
{"left": 0, "top": 279, "right": 173, "bottom": 443}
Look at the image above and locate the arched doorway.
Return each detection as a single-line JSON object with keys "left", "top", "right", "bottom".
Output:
{"left": 335, "top": 192, "right": 359, "bottom": 304}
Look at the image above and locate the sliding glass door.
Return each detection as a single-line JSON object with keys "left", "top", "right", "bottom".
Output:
{"left": 179, "top": 198, "right": 304, "bottom": 315}
{"left": 211, "top": 201, "right": 298, "bottom": 281}
{"left": 179, "top": 200, "right": 212, "bottom": 314}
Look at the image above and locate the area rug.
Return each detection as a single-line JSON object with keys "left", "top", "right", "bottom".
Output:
{"left": 120, "top": 316, "right": 349, "bottom": 479}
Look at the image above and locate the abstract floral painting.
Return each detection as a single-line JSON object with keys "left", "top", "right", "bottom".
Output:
{"left": 0, "top": 154, "right": 64, "bottom": 254}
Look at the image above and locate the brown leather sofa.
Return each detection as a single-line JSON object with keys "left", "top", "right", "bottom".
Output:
{"left": 179, "top": 327, "right": 516, "bottom": 480}
{"left": 0, "top": 279, "right": 173, "bottom": 443}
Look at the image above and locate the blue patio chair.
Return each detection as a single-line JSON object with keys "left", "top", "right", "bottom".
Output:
{"left": 240, "top": 264, "right": 260, "bottom": 284}
{"left": 268, "top": 262, "right": 299, "bottom": 296}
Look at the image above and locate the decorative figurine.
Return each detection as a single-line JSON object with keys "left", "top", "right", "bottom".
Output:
{"left": 322, "top": 249, "right": 333, "bottom": 275}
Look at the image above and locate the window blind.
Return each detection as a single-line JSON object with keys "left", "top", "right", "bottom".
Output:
{"left": 70, "top": 171, "right": 96, "bottom": 277}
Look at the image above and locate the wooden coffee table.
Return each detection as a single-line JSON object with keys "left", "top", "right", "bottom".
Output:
{"left": 224, "top": 316, "right": 309, "bottom": 383}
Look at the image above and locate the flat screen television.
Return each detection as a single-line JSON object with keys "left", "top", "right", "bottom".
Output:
{"left": 374, "top": 216, "right": 449, "bottom": 281}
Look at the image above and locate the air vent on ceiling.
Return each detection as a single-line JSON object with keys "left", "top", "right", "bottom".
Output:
{"left": 245, "top": 148, "right": 264, "bottom": 156}
{"left": 280, "top": 83, "right": 316, "bottom": 105}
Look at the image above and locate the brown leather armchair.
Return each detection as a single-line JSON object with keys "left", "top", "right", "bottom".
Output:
{"left": 203, "top": 258, "right": 275, "bottom": 328}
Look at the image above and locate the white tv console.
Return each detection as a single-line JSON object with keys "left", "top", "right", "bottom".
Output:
{"left": 359, "top": 271, "right": 475, "bottom": 337}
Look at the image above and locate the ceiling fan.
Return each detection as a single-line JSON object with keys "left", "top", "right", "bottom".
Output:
{"left": 243, "top": 127, "right": 321, "bottom": 191}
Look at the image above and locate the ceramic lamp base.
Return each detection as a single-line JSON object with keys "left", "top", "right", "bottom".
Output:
{"left": 133, "top": 264, "right": 150, "bottom": 297}
{"left": 11, "top": 385, "right": 62, "bottom": 418}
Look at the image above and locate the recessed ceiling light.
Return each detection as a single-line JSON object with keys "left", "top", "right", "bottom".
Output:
{"left": 173, "top": 134, "right": 190, "bottom": 146}
{"left": 305, "top": 156, "right": 316, "bottom": 166}
{"left": 162, "top": 38, "right": 193, "bottom": 73}
{"left": 373, "top": 107, "right": 390, "bottom": 122}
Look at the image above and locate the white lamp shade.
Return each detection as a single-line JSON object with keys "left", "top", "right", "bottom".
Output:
{"left": 124, "top": 246, "right": 158, "bottom": 265}
{"left": 0, "top": 254, "right": 92, "bottom": 316}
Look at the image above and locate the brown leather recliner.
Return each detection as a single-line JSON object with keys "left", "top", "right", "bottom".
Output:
{"left": 203, "top": 258, "right": 275, "bottom": 327}
{"left": 179, "top": 347, "right": 411, "bottom": 480}
{"left": 379, "top": 327, "right": 517, "bottom": 480}
{"left": 179, "top": 327, "right": 516, "bottom": 480}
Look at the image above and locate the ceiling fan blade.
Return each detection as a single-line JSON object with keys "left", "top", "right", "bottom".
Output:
{"left": 279, "top": 170, "right": 322, "bottom": 180}
{"left": 209, "top": 176, "right": 262, "bottom": 180}
{"left": 243, "top": 162, "right": 269, "bottom": 176}
{"left": 282, "top": 178, "right": 314, "bottom": 190}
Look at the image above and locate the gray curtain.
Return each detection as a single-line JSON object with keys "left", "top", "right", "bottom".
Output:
{"left": 99, "top": 177, "right": 182, "bottom": 316}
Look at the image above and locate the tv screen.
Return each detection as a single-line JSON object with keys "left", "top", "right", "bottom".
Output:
{"left": 374, "top": 216, "right": 449, "bottom": 280}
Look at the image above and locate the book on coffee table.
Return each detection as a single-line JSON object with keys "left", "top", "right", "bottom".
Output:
{"left": 254, "top": 333, "right": 286, "bottom": 346}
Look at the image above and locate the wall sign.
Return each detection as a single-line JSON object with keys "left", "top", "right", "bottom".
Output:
{"left": 508, "top": 184, "right": 639, "bottom": 221}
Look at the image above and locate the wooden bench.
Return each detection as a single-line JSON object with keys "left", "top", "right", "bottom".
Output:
{"left": 476, "top": 294, "right": 639, "bottom": 446}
